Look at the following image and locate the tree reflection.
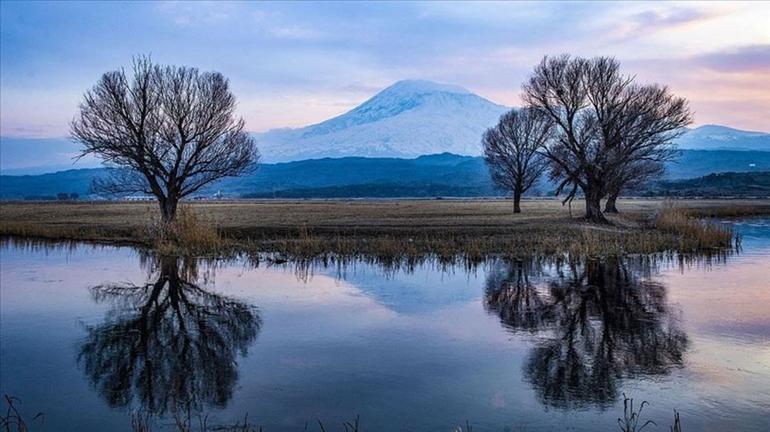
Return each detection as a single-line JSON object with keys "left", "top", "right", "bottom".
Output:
{"left": 484, "top": 257, "right": 688, "bottom": 408}
{"left": 78, "top": 256, "right": 261, "bottom": 415}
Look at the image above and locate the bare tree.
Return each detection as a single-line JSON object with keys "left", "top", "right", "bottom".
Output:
{"left": 483, "top": 108, "right": 551, "bottom": 213}
{"left": 603, "top": 82, "right": 689, "bottom": 213}
{"left": 522, "top": 55, "right": 691, "bottom": 223}
{"left": 71, "top": 56, "right": 259, "bottom": 222}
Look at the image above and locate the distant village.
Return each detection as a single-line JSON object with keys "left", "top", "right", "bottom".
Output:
{"left": 25, "top": 191, "right": 226, "bottom": 202}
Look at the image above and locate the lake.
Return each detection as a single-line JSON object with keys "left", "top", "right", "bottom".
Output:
{"left": 1, "top": 220, "right": 769, "bottom": 431}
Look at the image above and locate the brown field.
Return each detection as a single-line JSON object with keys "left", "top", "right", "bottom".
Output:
{"left": 2, "top": 198, "right": 768, "bottom": 259}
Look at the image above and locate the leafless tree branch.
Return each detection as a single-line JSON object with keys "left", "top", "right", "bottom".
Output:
{"left": 71, "top": 55, "right": 259, "bottom": 221}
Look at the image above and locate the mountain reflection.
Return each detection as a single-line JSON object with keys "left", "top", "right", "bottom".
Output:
{"left": 78, "top": 256, "right": 261, "bottom": 415}
{"left": 484, "top": 257, "right": 688, "bottom": 408}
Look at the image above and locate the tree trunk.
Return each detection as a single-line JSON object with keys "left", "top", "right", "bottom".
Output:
{"left": 513, "top": 190, "right": 522, "bottom": 214}
{"left": 604, "top": 191, "right": 619, "bottom": 214}
{"left": 159, "top": 196, "right": 178, "bottom": 223}
{"left": 584, "top": 188, "right": 608, "bottom": 224}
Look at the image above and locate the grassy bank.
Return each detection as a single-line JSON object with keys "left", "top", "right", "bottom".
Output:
{"left": 2, "top": 198, "right": 766, "bottom": 259}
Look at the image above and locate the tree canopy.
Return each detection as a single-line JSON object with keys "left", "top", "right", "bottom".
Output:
{"left": 71, "top": 56, "right": 259, "bottom": 221}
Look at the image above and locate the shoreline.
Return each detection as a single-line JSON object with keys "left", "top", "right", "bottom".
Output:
{"left": 2, "top": 198, "right": 768, "bottom": 260}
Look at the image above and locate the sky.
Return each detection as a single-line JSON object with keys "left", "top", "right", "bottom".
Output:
{"left": 1, "top": 0, "right": 769, "bottom": 139}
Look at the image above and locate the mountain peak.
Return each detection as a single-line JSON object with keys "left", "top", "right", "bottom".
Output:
{"left": 293, "top": 79, "right": 489, "bottom": 139}
{"left": 381, "top": 80, "right": 471, "bottom": 96}
{"left": 255, "top": 80, "right": 509, "bottom": 161}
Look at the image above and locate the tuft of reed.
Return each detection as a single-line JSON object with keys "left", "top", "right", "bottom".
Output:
{"left": 317, "top": 415, "right": 360, "bottom": 432}
{"left": 654, "top": 202, "right": 734, "bottom": 251}
{"left": 2, "top": 395, "right": 689, "bottom": 432}
{"left": 171, "top": 410, "right": 262, "bottom": 432}
{"left": 1, "top": 395, "right": 43, "bottom": 432}
{"left": 670, "top": 410, "right": 682, "bottom": 432}
{"left": 617, "top": 394, "right": 656, "bottom": 432}
{"left": 141, "top": 205, "right": 225, "bottom": 255}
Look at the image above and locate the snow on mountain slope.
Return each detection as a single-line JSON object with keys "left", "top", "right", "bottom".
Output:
{"left": 255, "top": 80, "right": 509, "bottom": 161}
{"left": 675, "top": 125, "right": 770, "bottom": 151}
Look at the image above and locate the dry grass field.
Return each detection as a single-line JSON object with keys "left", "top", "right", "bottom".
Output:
{"left": 2, "top": 198, "right": 768, "bottom": 258}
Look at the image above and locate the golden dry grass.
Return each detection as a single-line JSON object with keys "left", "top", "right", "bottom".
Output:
{"left": 654, "top": 202, "right": 734, "bottom": 250}
{"left": 140, "top": 205, "right": 225, "bottom": 255}
{"left": 1, "top": 198, "right": 766, "bottom": 258}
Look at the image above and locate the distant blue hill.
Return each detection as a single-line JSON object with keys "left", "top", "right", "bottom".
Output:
{"left": 646, "top": 171, "right": 770, "bottom": 197}
{"left": 2, "top": 150, "right": 770, "bottom": 200}
{"left": 676, "top": 125, "right": 770, "bottom": 151}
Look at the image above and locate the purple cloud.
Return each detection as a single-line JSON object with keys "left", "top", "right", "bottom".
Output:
{"left": 693, "top": 45, "right": 770, "bottom": 73}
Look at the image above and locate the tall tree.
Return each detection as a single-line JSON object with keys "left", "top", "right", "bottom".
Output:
{"left": 522, "top": 55, "right": 691, "bottom": 223}
{"left": 71, "top": 56, "right": 259, "bottom": 222}
{"left": 482, "top": 108, "right": 551, "bottom": 213}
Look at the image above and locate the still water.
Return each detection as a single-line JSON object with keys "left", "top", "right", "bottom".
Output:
{"left": 1, "top": 220, "right": 769, "bottom": 431}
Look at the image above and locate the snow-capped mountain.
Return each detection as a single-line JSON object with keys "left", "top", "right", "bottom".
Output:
{"left": 254, "top": 81, "right": 769, "bottom": 162}
{"left": 676, "top": 125, "right": 770, "bottom": 151}
{"left": 2, "top": 82, "right": 767, "bottom": 174}
{"left": 255, "top": 80, "right": 509, "bottom": 161}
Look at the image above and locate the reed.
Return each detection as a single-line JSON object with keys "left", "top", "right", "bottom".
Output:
{"left": 2, "top": 198, "right": 756, "bottom": 258}
{"left": 654, "top": 203, "right": 734, "bottom": 251}
{"left": 0, "top": 221, "right": 131, "bottom": 244}
{"left": 1, "top": 395, "right": 689, "bottom": 432}
{"left": 141, "top": 205, "right": 226, "bottom": 255}
{"left": 670, "top": 411, "right": 682, "bottom": 432}
{"left": 258, "top": 226, "right": 692, "bottom": 262}
{"left": 0, "top": 395, "right": 42, "bottom": 432}
{"left": 617, "top": 394, "right": 656, "bottom": 432}
{"left": 680, "top": 204, "right": 770, "bottom": 218}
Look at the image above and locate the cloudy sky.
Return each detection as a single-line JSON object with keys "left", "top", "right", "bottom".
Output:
{"left": 1, "top": 0, "right": 769, "bottom": 138}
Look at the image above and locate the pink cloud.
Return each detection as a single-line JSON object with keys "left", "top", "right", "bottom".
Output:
{"left": 610, "top": 7, "right": 724, "bottom": 41}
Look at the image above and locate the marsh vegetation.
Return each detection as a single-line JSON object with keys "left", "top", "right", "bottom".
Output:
{"left": 1, "top": 198, "right": 758, "bottom": 260}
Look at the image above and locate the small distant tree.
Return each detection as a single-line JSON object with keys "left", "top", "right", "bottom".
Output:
{"left": 483, "top": 108, "right": 551, "bottom": 213}
{"left": 71, "top": 56, "right": 259, "bottom": 223}
{"left": 57, "top": 192, "right": 70, "bottom": 201}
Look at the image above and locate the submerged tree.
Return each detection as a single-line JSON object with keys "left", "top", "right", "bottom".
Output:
{"left": 483, "top": 108, "right": 551, "bottom": 213}
{"left": 71, "top": 56, "right": 259, "bottom": 222}
{"left": 522, "top": 55, "right": 691, "bottom": 222}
